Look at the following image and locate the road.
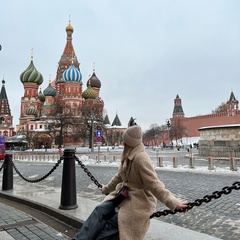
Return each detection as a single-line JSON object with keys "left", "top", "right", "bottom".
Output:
{"left": 2, "top": 148, "right": 240, "bottom": 240}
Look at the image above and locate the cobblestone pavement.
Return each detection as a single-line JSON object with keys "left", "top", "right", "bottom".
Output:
{"left": 0, "top": 201, "right": 71, "bottom": 239}
{"left": 1, "top": 149, "right": 240, "bottom": 240}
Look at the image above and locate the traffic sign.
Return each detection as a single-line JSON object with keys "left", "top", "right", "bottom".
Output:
{"left": 96, "top": 130, "right": 102, "bottom": 137}
{"left": 96, "top": 136, "right": 102, "bottom": 142}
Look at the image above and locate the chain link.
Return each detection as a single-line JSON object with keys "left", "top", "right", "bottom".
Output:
{"left": 0, "top": 161, "right": 4, "bottom": 172}
{"left": 74, "top": 156, "right": 102, "bottom": 188}
{"left": 74, "top": 155, "right": 240, "bottom": 219}
{"left": 150, "top": 181, "right": 240, "bottom": 218}
{"left": 11, "top": 152, "right": 237, "bottom": 218}
{"left": 11, "top": 156, "right": 63, "bottom": 183}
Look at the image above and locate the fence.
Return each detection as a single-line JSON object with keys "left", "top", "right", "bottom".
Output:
{"left": 9, "top": 150, "right": 240, "bottom": 173}
{"left": 199, "top": 146, "right": 240, "bottom": 158}
{"left": 156, "top": 155, "right": 239, "bottom": 171}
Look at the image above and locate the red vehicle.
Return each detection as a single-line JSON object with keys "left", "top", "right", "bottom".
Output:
{"left": 0, "top": 136, "right": 5, "bottom": 160}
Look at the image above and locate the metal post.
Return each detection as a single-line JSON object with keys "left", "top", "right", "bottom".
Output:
{"left": 173, "top": 156, "right": 178, "bottom": 168}
{"left": 230, "top": 157, "right": 237, "bottom": 171}
{"left": 91, "top": 119, "right": 94, "bottom": 152}
{"left": 189, "top": 156, "right": 195, "bottom": 168}
{"left": 208, "top": 156, "right": 213, "bottom": 170}
{"left": 158, "top": 156, "right": 163, "bottom": 167}
{"left": 59, "top": 149, "right": 78, "bottom": 210}
{"left": 2, "top": 154, "right": 13, "bottom": 191}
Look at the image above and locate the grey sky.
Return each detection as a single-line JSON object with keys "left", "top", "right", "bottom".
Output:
{"left": 1, "top": 0, "right": 240, "bottom": 131}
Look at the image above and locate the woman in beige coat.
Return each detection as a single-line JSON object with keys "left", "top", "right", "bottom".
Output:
{"left": 73, "top": 125, "right": 187, "bottom": 240}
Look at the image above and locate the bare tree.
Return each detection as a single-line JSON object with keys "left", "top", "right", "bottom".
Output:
{"left": 143, "top": 124, "right": 162, "bottom": 146}
{"left": 104, "top": 129, "right": 122, "bottom": 147}
{"left": 169, "top": 118, "right": 188, "bottom": 144}
{"left": 79, "top": 106, "right": 103, "bottom": 151}
{"left": 45, "top": 101, "right": 74, "bottom": 148}
{"left": 212, "top": 102, "right": 227, "bottom": 113}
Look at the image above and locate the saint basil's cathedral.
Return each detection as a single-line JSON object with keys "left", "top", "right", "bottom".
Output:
{"left": 12, "top": 21, "right": 125, "bottom": 148}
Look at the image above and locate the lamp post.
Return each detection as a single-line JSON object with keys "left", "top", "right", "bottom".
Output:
{"left": 166, "top": 120, "right": 170, "bottom": 144}
{"left": 91, "top": 117, "right": 94, "bottom": 153}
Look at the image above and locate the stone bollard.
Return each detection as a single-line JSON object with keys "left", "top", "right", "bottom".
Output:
{"left": 104, "top": 155, "right": 107, "bottom": 161}
{"left": 158, "top": 156, "right": 163, "bottom": 167}
{"left": 189, "top": 156, "right": 195, "bottom": 168}
{"left": 230, "top": 157, "right": 237, "bottom": 171}
{"left": 59, "top": 149, "right": 78, "bottom": 210}
{"left": 113, "top": 155, "right": 116, "bottom": 162}
{"left": 2, "top": 154, "right": 13, "bottom": 190}
{"left": 173, "top": 156, "right": 178, "bottom": 168}
{"left": 208, "top": 157, "right": 214, "bottom": 170}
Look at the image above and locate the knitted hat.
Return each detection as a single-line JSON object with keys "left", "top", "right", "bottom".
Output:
{"left": 122, "top": 125, "right": 142, "bottom": 147}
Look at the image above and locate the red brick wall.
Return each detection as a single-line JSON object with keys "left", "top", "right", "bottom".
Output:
{"left": 173, "top": 112, "right": 240, "bottom": 137}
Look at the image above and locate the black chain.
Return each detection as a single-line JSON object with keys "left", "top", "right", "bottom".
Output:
{"left": 0, "top": 161, "right": 4, "bottom": 172}
{"left": 75, "top": 156, "right": 102, "bottom": 188}
{"left": 11, "top": 156, "right": 63, "bottom": 183}
{"left": 150, "top": 181, "right": 240, "bottom": 218}
{"left": 74, "top": 155, "right": 240, "bottom": 219}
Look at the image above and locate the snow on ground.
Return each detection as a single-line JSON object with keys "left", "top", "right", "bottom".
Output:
{"left": 10, "top": 146, "right": 240, "bottom": 176}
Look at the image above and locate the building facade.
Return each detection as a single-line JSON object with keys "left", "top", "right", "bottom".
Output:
{"left": 15, "top": 22, "right": 125, "bottom": 149}
{"left": 0, "top": 79, "right": 14, "bottom": 139}
{"left": 170, "top": 92, "right": 240, "bottom": 141}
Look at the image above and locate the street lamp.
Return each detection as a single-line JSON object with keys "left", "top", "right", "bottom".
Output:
{"left": 91, "top": 117, "right": 94, "bottom": 153}
{"left": 166, "top": 120, "right": 171, "bottom": 144}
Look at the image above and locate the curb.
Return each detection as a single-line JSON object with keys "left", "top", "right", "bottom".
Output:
{"left": 0, "top": 191, "right": 83, "bottom": 230}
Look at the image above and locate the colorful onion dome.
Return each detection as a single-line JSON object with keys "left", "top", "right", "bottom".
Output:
{"left": 25, "top": 105, "right": 38, "bottom": 115}
{"left": 82, "top": 84, "right": 96, "bottom": 99}
{"left": 38, "top": 89, "right": 45, "bottom": 102}
{"left": 87, "top": 70, "right": 101, "bottom": 88}
{"left": 20, "top": 59, "right": 43, "bottom": 85}
{"left": 43, "top": 82, "right": 56, "bottom": 97}
{"left": 66, "top": 21, "right": 74, "bottom": 32}
{"left": 62, "top": 63, "right": 82, "bottom": 82}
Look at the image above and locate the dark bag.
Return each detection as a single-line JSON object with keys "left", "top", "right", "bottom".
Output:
{"left": 112, "top": 185, "right": 129, "bottom": 206}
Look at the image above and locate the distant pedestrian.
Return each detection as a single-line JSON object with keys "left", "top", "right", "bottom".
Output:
{"left": 58, "top": 148, "right": 63, "bottom": 156}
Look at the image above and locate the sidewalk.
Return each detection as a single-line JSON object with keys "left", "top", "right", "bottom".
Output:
{"left": 0, "top": 183, "right": 221, "bottom": 240}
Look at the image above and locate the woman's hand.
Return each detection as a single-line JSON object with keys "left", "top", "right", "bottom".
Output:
{"left": 99, "top": 185, "right": 104, "bottom": 192}
{"left": 175, "top": 202, "right": 189, "bottom": 212}
{"left": 99, "top": 185, "right": 110, "bottom": 195}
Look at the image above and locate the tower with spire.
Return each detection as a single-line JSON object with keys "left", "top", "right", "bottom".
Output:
{"left": 227, "top": 91, "right": 238, "bottom": 116}
{"left": 19, "top": 53, "right": 43, "bottom": 124}
{"left": 172, "top": 94, "right": 184, "bottom": 118}
{"left": 0, "top": 79, "right": 14, "bottom": 138}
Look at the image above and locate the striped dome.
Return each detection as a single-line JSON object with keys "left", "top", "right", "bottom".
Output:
{"left": 82, "top": 85, "right": 96, "bottom": 99}
{"left": 63, "top": 64, "right": 82, "bottom": 82}
{"left": 43, "top": 82, "right": 56, "bottom": 97}
{"left": 25, "top": 106, "right": 38, "bottom": 115}
{"left": 20, "top": 60, "right": 43, "bottom": 85}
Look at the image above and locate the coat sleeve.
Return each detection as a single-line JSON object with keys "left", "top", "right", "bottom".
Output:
{"left": 136, "top": 154, "right": 180, "bottom": 211}
{"left": 102, "top": 172, "right": 123, "bottom": 194}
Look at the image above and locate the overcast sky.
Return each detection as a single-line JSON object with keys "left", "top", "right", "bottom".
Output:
{"left": 1, "top": 0, "right": 240, "bottom": 131}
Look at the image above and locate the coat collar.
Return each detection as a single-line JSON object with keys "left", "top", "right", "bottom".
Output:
{"left": 128, "top": 143, "right": 145, "bottom": 160}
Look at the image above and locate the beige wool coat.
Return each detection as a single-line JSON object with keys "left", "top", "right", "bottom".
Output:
{"left": 102, "top": 143, "right": 181, "bottom": 240}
